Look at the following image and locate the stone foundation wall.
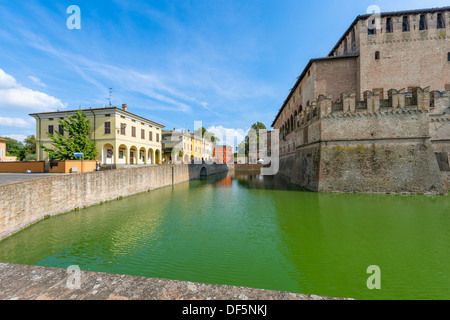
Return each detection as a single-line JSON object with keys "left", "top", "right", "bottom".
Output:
{"left": 278, "top": 153, "right": 296, "bottom": 178}
{"left": 292, "top": 144, "right": 321, "bottom": 191}
{"left": 318, "top": 140, "right": 445, "bottom": 194}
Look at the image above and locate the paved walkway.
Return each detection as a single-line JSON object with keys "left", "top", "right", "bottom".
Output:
{"left": 0, "top": 263, "right": 350, "bottom": 300}
{"left": 0, "top": 173, "right": 62, "bottom": 185}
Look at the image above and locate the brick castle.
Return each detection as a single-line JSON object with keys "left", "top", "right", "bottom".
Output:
{"left": 272, "top": 6, "right": 450, "bottom": 194}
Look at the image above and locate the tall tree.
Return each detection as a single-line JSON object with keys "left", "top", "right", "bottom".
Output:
{"left": 0, "top": 137, "right": 23, "bottom": 158}
{"left": 194, "top": 127, "right": 220, "bottom": 143}
{"left": 241, "top": 122, "right": 267, "bottom": 156}
{"left": 22, "top": 135, "right": 36, "bottom": 158}
{"left": 40, "top": 110, "right": 98, "bottom": 160}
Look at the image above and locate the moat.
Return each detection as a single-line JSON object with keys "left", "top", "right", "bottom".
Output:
{"left": 0, "top": 171, "right": 449, "bottom": 300}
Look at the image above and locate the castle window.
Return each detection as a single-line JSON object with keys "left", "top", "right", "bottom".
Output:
{"left": 375, "top": 51, "right": 380, "bottom": 60}
{"left": 48, "top": 125, "right": 54, "bottom": 135}
{"left": 419, "top": 15, "right": 427, "bottom": 30}
{"left": 448, "top": 52, "right": 450, "bottom": 62}
{"left": 104, "top": 122, "right": 111, "bottom": 134}
{"left": 351, "top": 29, "right": 356, "bottom": 45}
{"left": 402, "top": 16, "right": 410, "bottom": 32}
{"left": 344, "top": 39, "right": 348, "bottom": 54}
{"left": 368, "top": 26, "right": 376, "bottom": 35}
{"left": 386, "top": 17, "right": 393, "bottom": 33}
{"left": 437, "top": 13, "right": 445, "bottom": 29}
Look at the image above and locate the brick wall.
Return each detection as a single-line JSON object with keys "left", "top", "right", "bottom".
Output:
{"left": 0, "top": 162, "right": 45, "bottom": 173}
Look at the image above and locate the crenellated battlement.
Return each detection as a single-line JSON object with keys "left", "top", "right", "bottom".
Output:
{"left": 292, "top": 87, "right": 450, "bottom": 129}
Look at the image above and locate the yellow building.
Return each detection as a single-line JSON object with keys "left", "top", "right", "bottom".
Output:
{"left": 162, "top": 130, "right": 192, "bottom": 163}
{"left": 161, "top": 130, "right": 213, "bottom": 163}
{"left": 30, "top": 104, "right": 165, "bottom": 166}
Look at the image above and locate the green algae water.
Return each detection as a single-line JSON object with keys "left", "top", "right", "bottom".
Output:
{"left": 0, "top": 171, "right": 449, "bottom": 300}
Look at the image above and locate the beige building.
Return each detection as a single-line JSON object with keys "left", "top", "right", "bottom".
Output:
{"left": 162, "top": 130, "right": 213, "bottom": 163}
{"left": 30, "top": 104, "right": 165, "bottom": 166}
{"left": 273, "top": 6, "right": 450, "bottom": 157}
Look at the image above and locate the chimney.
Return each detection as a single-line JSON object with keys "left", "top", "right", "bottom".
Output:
{"left": 122, "top": 104, "right": 127, "bottom": 111}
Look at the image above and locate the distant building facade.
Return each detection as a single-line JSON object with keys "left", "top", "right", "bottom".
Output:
{"left": 162, "top": 130, "right": 213, "bottom": 163}
{"left": 30, "top": 104, "right": 165, "bottom": 166}
{"left": 0, "top": 138, "right": 17, "bottom": 162}
{"left": 213, "top": 145, "right": 233, "bottom": 164}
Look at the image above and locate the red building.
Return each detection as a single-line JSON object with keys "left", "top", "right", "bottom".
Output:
{"left": 213, "top": 145, "right": 233, "bottom": 164}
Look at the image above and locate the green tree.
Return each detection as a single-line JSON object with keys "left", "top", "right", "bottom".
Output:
{"left": 40, "top": 110, "right": 98, "bottom": 160}
{"left": 0, "top": 137, "right": 24, "bottom": 158}
{"left": 241, "top": 122, "right": 267, "bottom": 156}
{"left": 22, "top": 135, "right": 36, "bottom": 159}
{"left": 194, "top": 127, "right": 220, "bottom": 143}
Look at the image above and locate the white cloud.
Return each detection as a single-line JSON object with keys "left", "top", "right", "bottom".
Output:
{"left": 2, "top": 134, "right": 28, "bottom": 143}
{"left": 0, "top": 68, "right": 66, "bottom": 111}
{"left": 206, "top": 125, "right": 247, "bottom": 148}
{"left": 28, "top": 75, "right": 47, "bottom": 88}
{"left": 0, "top": 69, "right": 17, "bottom": 88}
{"left": 0, "top": 116, "right": 34, "bottom": 128}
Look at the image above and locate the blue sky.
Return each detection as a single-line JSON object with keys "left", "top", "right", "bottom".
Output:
{"left": 0, "top": 0, "right": 448, "bottom": 145}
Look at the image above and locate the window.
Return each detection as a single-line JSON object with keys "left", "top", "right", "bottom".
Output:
{"left": 49, "top": 118, "right": 54, "bottom": 121}
{"left": 120, "top": 123, "right": 126, "bottom": 135}
{"left": 402, "top": 16, "right": 410, "bottom": 32}
{"left": 149, "top": 131, "right": 153, "bottom": 141}
{"left": 48, "top": 125, "right": 54, "bottom": 135}
{"left": 448, "top": 52, "right": 450, "bottom": 62}
{"left": 375, "top": 51, "right": 380, "bottom": 60}
{"left": 437, "top": 13, "right": 445, "bottom": 29}
{"left": 58, "top": 125, "right": 64, "bottom": 135}
{"left": 156, "top": 133, "right": 160, "bottom": 142}
{"left": 105, "top": 114, "right": 110, "bottom": 117}
{"left": 104, "top": 122, "right": 111, "bottom": 134}
{"left": 351, "top": 29, "right": 356, "bottom": 45}
{"left": 419, "top": 15, "right": 427, "bottom": 30}
{"left": 386, "top": 17, "right": 393, "bottom": 33}
{"left": 344, "top": 39, "right": 348, "bottom": 54}
{"left": 141, "top": 129, "right": 145, "bottom": 139}
{"left": 131, "top": 126, "right": 136, "bottom": 137}
{"left": 368, "top": 25, "right": 376, "bottom": 35}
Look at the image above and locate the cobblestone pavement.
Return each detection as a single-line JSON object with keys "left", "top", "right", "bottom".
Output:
{"left": 0, "top": 263, "right": 352, "bottom": 300}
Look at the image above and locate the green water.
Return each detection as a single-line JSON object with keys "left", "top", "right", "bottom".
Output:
{"left": 0, "top": 172, "right": 449, "bottom": 300}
